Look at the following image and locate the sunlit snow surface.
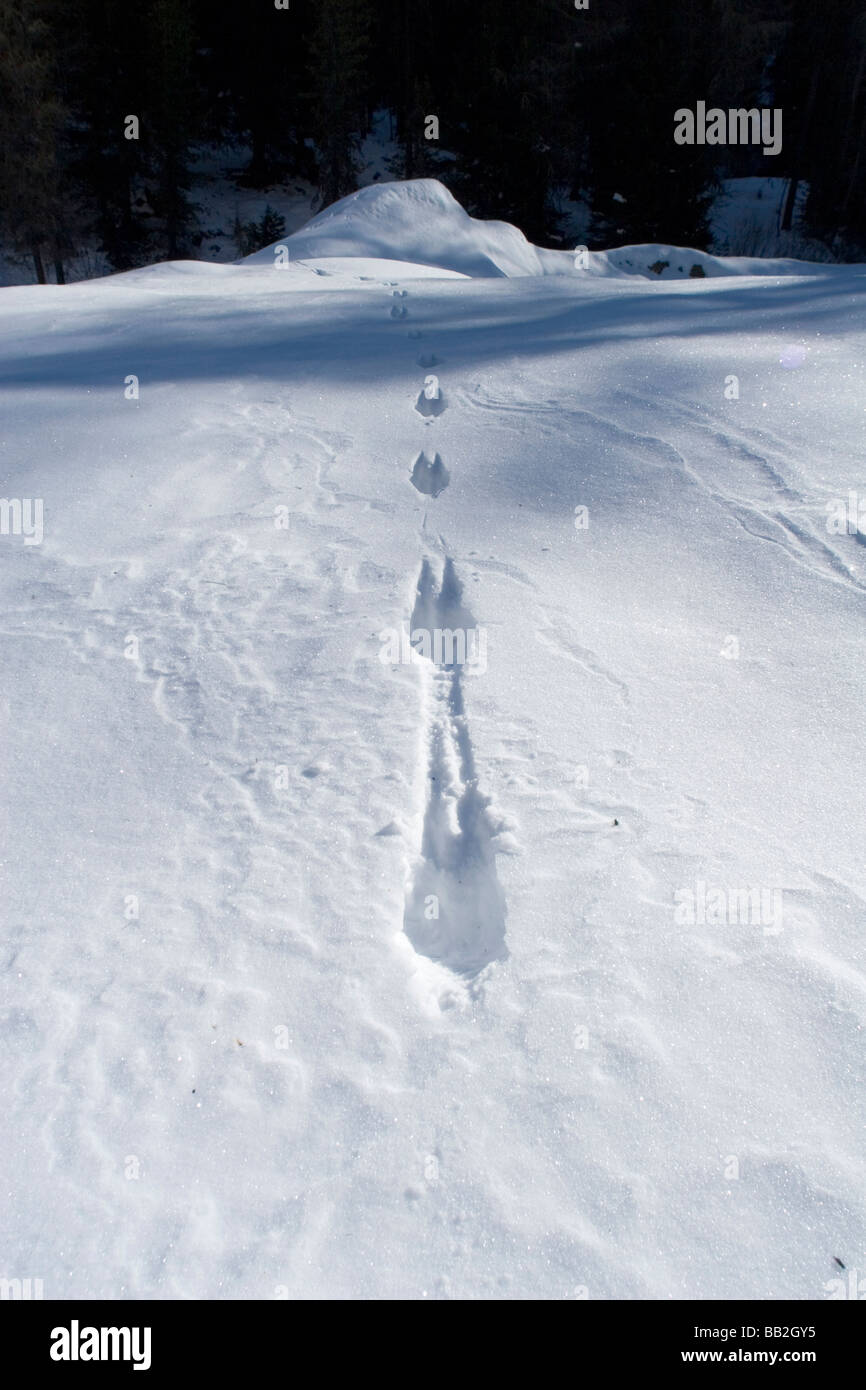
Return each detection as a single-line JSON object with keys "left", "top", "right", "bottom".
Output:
{"left": 1, "top": 181, "right": 864, "bottom": 1300}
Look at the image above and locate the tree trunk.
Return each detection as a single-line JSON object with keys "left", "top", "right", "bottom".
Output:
{"left": 838, "top": 41, "right": 866, "bottom": 221}
{"left": 32, "top": 244, "right": 46, "bottom": 284}
{"left": 53, "top": 253, "right": 65, "bottom": 285}
{"left": 166, "top": 153, "right": 178, "bottom": 257}
{"left": 780, "top": 177, "right": 799, "bottom": 233}
{"left": 782, "top": 65, "right": 822, "bottom": 231}
{"left": 838, "top": 120, "right": 865, "bottom": 224}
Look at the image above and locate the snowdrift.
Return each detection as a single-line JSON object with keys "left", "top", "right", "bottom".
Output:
{"left": 245, "top": 179, "right": 547, "bottom": 278}
{"left": 245, "top": 179, "right": 850, "bottom": 281}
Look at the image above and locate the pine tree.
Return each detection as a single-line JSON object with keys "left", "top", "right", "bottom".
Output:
{"left": 0, "top": 0, "right": 73, "bottom": 281}
{"left": 233, "top": 205, "right": 287, "bottom": 256}
{"left": 384, "top": 0, "right": 439, "bottom": 180}
{"left": 203, "top": 0, "right": 316, "bottom": 188}
{"left": 582, "top": 0, "right": 720, "bottom": 249}
{"left": 307, "top": 0, "right": 372, "bottom": 208}
{"left": 836, "top": 13, "right": 866, "bottom": 247}
{"left": 777, "top": 0, "right": 866, "bottom": 254}
{"left": 147, "top": 0, "right": 197, "bottom": 257}
{"left": 441, "top": 0, "right": 570, "bottom": 245}
{"left": 62, "top": 0, "right": 152, "bottom": 271}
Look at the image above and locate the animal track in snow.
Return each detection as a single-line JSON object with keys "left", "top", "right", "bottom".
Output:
{"left": 415, "top": 375, "right": 445, "bottom": 418}
{"left": 402, "top": 558, "right": 507, "bottom": 977}
{"left": 410, "top": 452, "right": 450, "bottom": 498}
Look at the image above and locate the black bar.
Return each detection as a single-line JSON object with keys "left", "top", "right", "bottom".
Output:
{"left": 4, "top": 1298, "right": 861, "bottom": 1376}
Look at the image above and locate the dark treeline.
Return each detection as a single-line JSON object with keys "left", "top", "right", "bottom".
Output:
{"left": 1, "top": 0, "right": 864, "bottom": 281}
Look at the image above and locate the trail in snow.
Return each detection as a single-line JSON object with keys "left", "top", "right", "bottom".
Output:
{"left": 402, "top": 558, "right": 507, "bottom": 976}
{"left": 392, "top": 282, "right": 504, "bottom": 977}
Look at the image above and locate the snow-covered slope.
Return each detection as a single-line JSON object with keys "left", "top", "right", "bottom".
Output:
{"left": 1, "top": 182, "right": 865, "bottom": 1301}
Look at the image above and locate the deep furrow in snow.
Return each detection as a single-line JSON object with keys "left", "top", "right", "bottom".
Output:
{"left": 402, "top": 557, "right": 507, "bottom": 978}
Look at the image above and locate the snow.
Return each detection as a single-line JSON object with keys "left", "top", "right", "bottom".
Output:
{"left": 245, "top": 178, "right": 552, "bottom": 278}
{"left": 246, "top": 179, "right": 838, "bottom": 281}
{"left": 1, "top": 180, "right": 865, "bottom": 1300}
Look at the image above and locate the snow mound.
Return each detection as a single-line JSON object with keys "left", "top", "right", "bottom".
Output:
{"left": 246, "top": 179, "right": 550, "bottom": 278}
{"left": 245, "top": 179, "right": 849, "bottom": 282}
{"left": 596, "top": 242, "right": 837, "bottom": 280}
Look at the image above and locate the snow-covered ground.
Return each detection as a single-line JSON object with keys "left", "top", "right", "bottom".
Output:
{"left": 1, "top": 180, "right": 864, "bottom": 1300}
